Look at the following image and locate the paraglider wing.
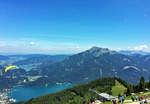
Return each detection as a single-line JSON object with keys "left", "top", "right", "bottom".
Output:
{"left": 5, "top": 65, "right": 18, "bottom": 72}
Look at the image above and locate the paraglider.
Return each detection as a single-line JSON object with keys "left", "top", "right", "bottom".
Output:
{"left": 4, "top": 65, "right": 19, "bottom": 72}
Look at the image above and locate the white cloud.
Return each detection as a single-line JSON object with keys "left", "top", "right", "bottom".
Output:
{"left": 134, "top": 44, "right": 149, "bottom": 51}
{"left": 76, "top": 46, "right": 80, "bottom": 49}
{"left": 116, "top": 48, "right": 122, "bottom": 51}
{"left": 30, "top": 41, "right": 36, "bottom": 46}
{"left": 0, "top": 40, "right": 88, "bottom": 54}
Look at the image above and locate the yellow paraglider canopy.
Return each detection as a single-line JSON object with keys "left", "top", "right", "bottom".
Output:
{"left": 5, "top": 65, "right": 19, "bottom": 72}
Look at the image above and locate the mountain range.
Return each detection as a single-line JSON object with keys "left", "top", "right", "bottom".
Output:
{"left": 0, "top": 47, "right": 150, "bottom": 89}
{"left": 32, "top": 47, "right": 150, "bottom": 85}
{"left": 119, "top": 50, "right": 150, "bottom": 55}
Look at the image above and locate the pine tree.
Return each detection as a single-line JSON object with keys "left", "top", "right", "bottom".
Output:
{"left": 138, "top": 76, "right": 145, "bottom": 92}
{"left": 126, "top": 87, "right": 130, "bottom": 96}
{"left": 148, "top": 76, "right": 150, "bottom": 88}
{"left": 126, "top": 85, "right": 133, "bottom": 96}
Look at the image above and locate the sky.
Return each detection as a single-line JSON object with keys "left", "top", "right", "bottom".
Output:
{"left": 0, "top": 0, "right": 150, "bottom": 54}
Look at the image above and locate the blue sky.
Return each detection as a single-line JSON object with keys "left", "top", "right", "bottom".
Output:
{"left": 0, "top": 0, "right": 150, "bottom": 54}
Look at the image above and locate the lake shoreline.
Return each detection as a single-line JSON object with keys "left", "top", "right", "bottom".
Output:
{"left": 8, "top": 84, "right": 75, "bottom": 102}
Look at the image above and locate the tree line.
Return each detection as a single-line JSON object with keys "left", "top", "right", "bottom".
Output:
{"left": 126, "top": 76, "right": 150, "bottom": 96}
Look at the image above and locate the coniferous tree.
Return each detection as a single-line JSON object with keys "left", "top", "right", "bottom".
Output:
{"left": 126, "top": 85, "right": 133, "bottom": 96}
{"left": 148, "top": 76, "right": 150, "bottom": 88}
{"left": 138, "top": 76, "right": 145, "bottom": 92}
{"left": 126, "top": 87, "right": 131, "bottom": 96}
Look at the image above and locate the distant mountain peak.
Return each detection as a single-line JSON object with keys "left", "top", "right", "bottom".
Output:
{"left": 90, "top": 46, "right": 101, "bottom": 50}
{"left": 89, "top": 46, "right": 108, "bottom": 51}
{"left": 86, "top": 46, "right": 115, "bottom": 57}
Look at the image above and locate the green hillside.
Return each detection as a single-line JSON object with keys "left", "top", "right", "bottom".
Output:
{"left": 16, "top": 78, "right": 127, "bottom": 104}
{"left": 111, "top": 80, "right": 127, "bottom": 96}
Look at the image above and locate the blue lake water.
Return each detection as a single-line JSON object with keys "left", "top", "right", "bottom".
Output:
{"left": 8, "top": 84, "right": 74, "bottom": 102}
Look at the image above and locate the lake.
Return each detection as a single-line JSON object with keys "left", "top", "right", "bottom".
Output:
{"left": 8, "top": 84, "right": 74, "bottom": 102}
